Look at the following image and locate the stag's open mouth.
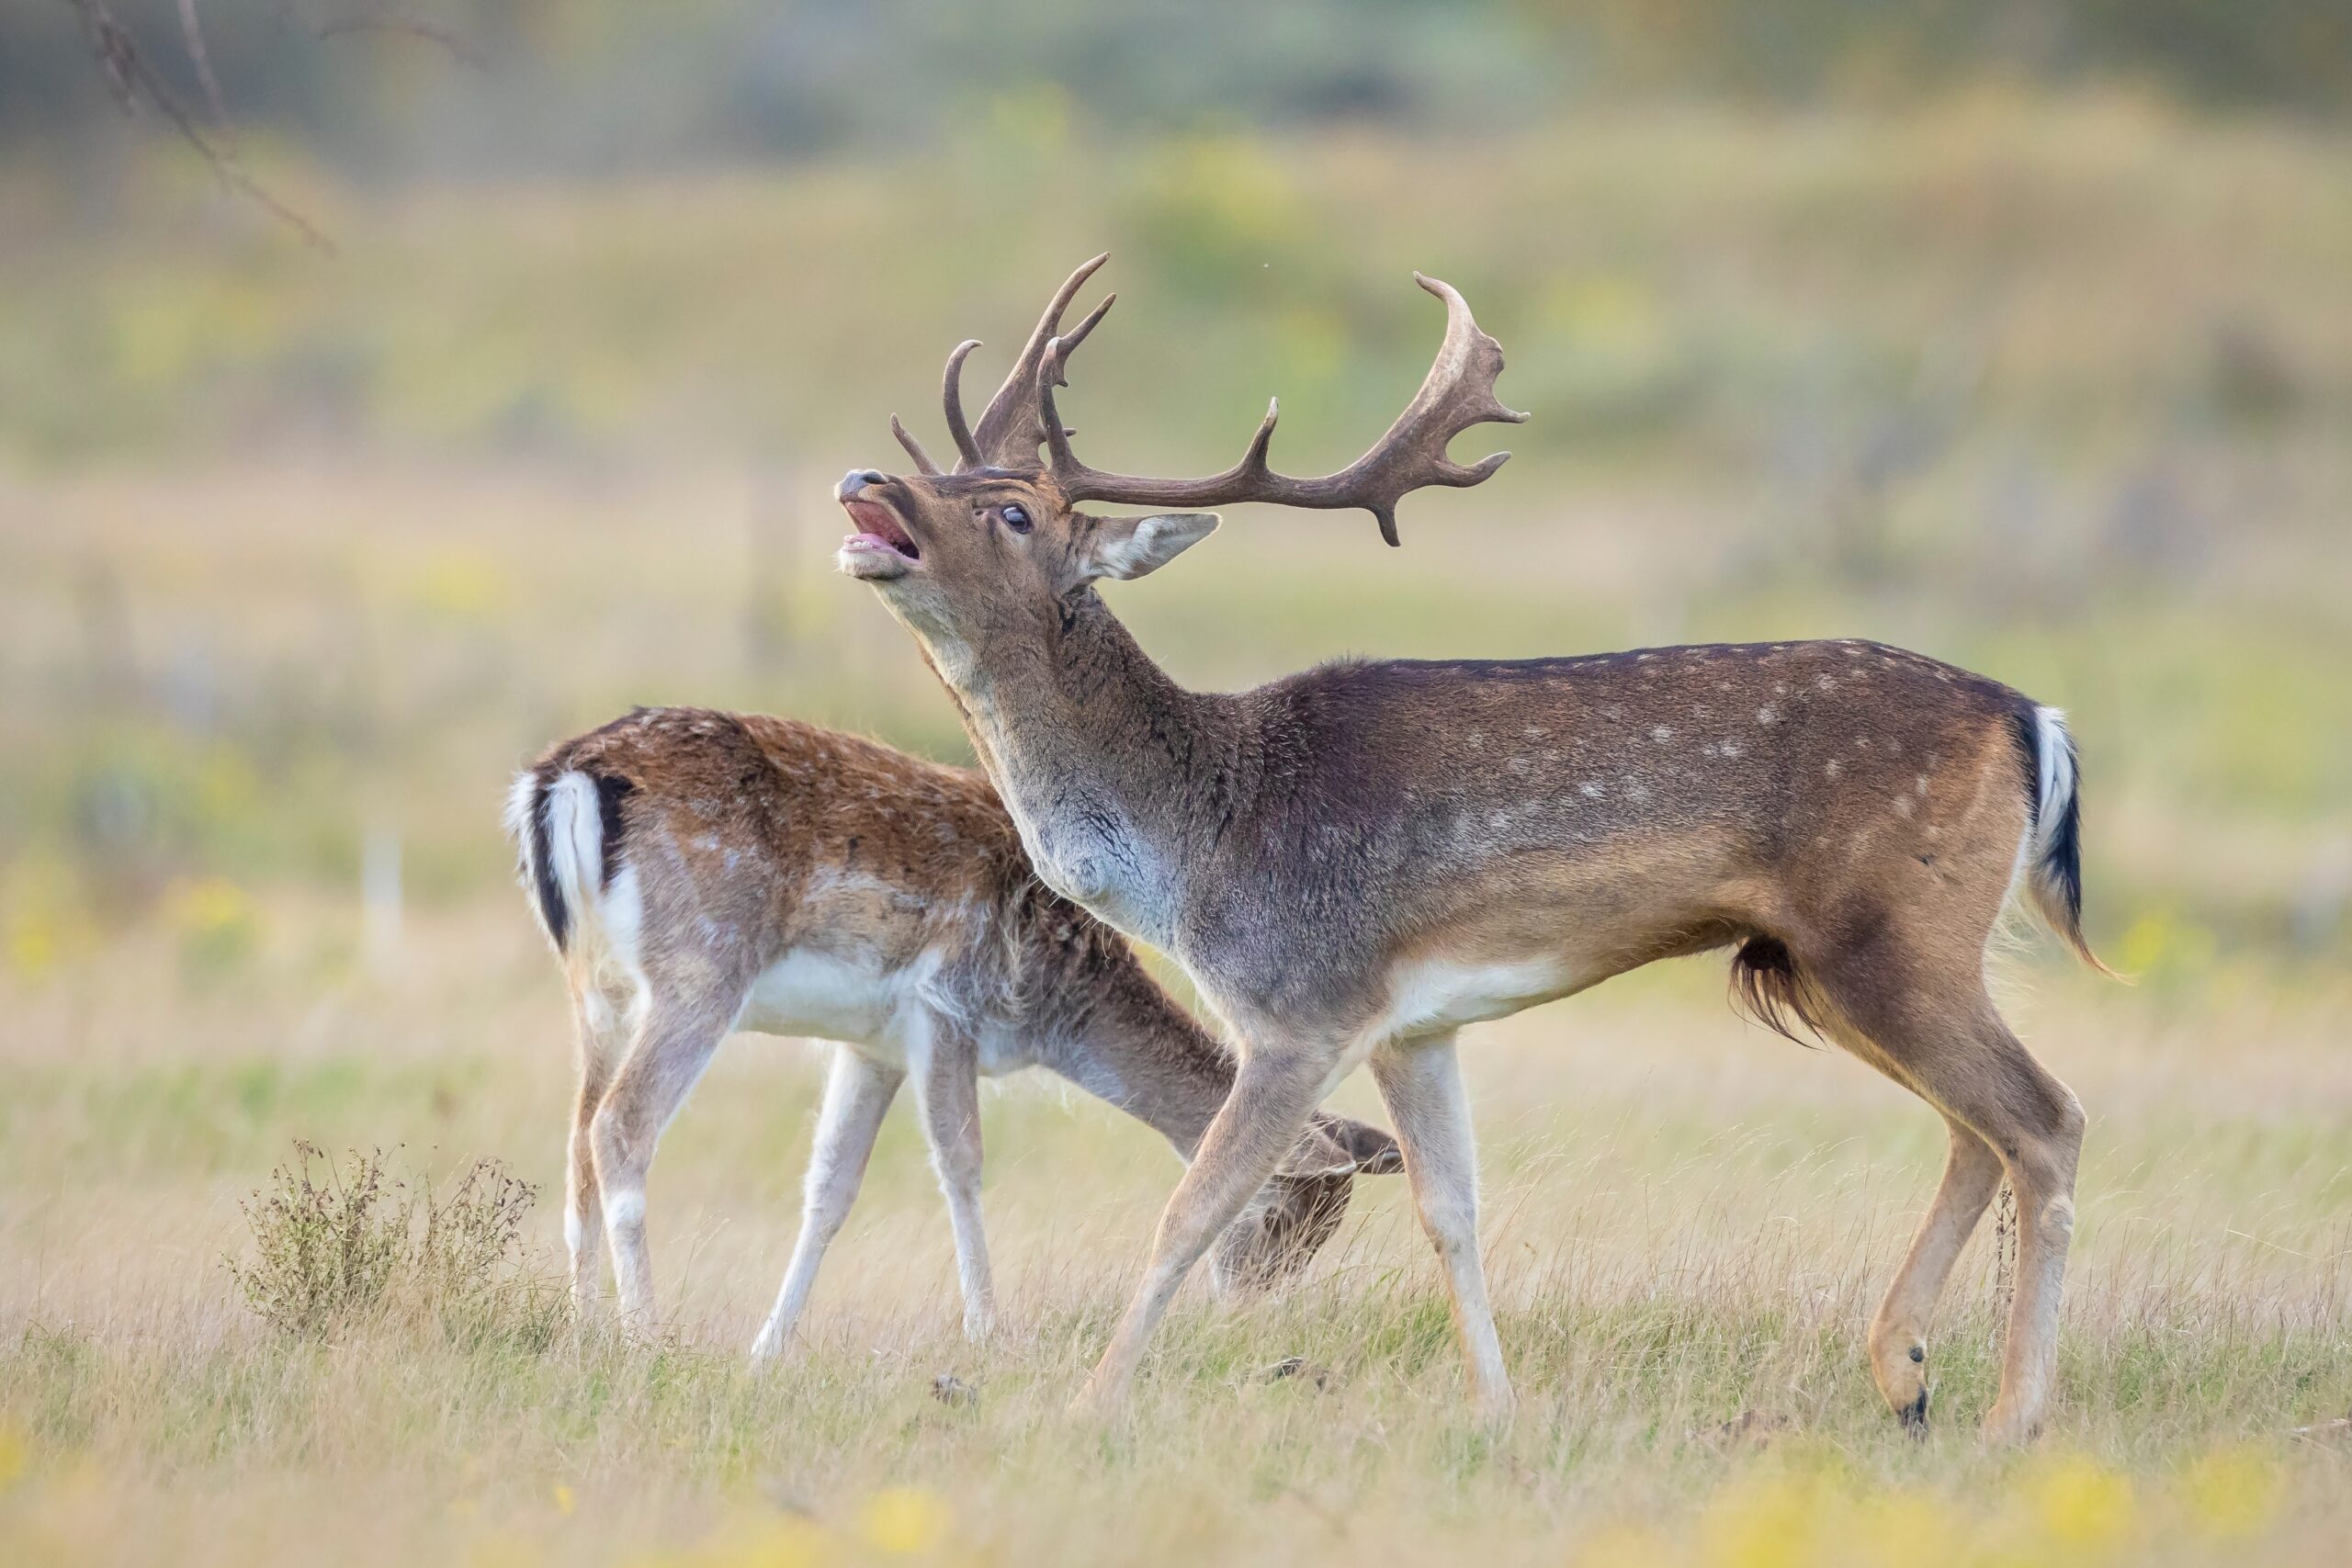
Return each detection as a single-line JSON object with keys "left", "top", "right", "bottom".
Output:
{"left": 837, "top": 497, "right": 921, "bottom": 581}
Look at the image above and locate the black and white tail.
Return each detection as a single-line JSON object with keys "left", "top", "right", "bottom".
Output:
{"left": 503, "top": 768, "right": 636, "bottom": 960}
{"left": 2016, "top": 705, "right": 2109, "bottom": 973}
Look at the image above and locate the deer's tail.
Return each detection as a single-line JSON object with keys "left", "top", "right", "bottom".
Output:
{"left": 504, "top": 767, "right": 636, "bottom": 960}
{"left": 2012, "top": 704, "right": 2113, "bottom": 975}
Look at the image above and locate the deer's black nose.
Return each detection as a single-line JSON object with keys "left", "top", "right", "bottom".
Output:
{"left": 835, "top": 468, "right": 889, "bottom": 500}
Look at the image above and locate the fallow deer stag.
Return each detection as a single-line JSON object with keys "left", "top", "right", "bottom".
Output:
{"left": 835, "top": 256, "right": 2108, "bottom": 1442}
{"left": 506, "top": 707, "right": 1400, "bottom": 1353}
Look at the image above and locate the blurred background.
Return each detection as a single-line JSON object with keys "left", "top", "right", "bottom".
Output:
{"left": 3, "top": 0, "right": 2349, "bottom": 1018}
{"left": 6, "top": 16, "right": 2352, "bottom": 1561}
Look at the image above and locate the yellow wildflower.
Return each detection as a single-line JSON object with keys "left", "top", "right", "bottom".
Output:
{"left": 2180, "top": 1446, "right": 2283, "bottom": 1539}
{"left": 2032, "top": 1454, "right": 2134, "bottom": 1550}
{"left": 856, "top": 1486, "right": 949, "bottom": 1555}
{"left": 1699, "top": 1469, "right": 1820, "bottom": 1568}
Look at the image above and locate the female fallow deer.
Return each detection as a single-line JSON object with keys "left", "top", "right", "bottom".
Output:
{"left": 833, "top": 257, "right": 2109, "bottom": 1442}
{"left": 506, "top": 707, "right": 1399, "bottom": 1353}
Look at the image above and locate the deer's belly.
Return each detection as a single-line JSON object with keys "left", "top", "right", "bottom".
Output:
{"left": 735, "top": 949, "right": 1035, "bottom": 1076}
{"left": 736, "top": 947, "right": 921, "bottom": 1049}
{"left": 1370, "top": 952, "right": 1594, "bottom": 1041}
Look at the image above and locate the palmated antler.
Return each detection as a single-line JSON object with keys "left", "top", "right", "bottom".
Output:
{"left": 915, "top": 259, "right": 1523, "bottom": 543}
{"left": 1044, "top": 270, "right": 1524, "bottom": 546}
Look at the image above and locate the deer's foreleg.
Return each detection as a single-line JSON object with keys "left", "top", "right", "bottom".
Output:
{"left": 1073, "top": 1041, "right": 1333, "bottom": 1416}
{"left": 752, "top": 1044, "right": 903, "bottom": 1360}
{"left": 911, "top": 1021, "right": 997, "bottom": 1343}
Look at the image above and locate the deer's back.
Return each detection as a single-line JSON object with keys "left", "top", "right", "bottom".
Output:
{"left": 1181, "top": 639, "right": 2041, "bottom": 1022}
{"left": 531, "top": 707, "right": 1023, "bottom": 980}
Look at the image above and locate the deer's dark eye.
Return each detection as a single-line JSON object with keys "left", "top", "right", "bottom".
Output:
{"left": 1001, "top": 503, "right": 1032, "bottom": 535}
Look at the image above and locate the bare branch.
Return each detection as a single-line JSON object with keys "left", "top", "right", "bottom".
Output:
{"left": 312, "top": 7, "right": 484, "bottom": 70}
{"left": 175, "top": 0, "right": 234, "bottom": 141}
{"left": 65, "top": 0, "right": 336, "bottom": 253}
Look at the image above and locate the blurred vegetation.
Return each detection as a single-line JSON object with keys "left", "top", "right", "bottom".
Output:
{"left": 10, "top": 0, "right": 2352, "bottom": 180}
{"left": 1, "top": 10, "right": 2347, "bottom": 995}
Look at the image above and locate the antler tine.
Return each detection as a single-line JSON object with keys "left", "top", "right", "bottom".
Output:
{"left": 1044, "top": 271, "right": 1525, "bottom": 545}
{"left": 889, "top": 413, "right": 941, "bottom": 476}
{"left": 969, "top": 253, "right": 1111, "bottom": 467}
{"left": 940, "top": 340, "right": 984, "bottom": 468}
{"left": 1052, "top": 292, "right": 1115, "bottom": 384}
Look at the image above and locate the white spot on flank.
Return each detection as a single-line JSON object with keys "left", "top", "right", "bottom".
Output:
{"left": 1579, "top": 782, "right": 1606, "bottom": 798}
{"left": 1756, "top": 706, "right": 1778, "bottom": 725}
{"left": 1893, "top": 795, "right": 1916, "bottom": 818}
{"left": 1651, "top": 726, "right": 1674, "bottom": 743}
{"left": 1815, "top": 673, "right": 1838, "bottom": 691}
{"left": 1826, "top": 759, "right": 1843, "bottom": 777}
{"left": 1719, "top": 739, "right": 1745, "bottom": 758}
{"left": 1916, "top": 774, "right": 1929, "bottom": 795}
{"left": 1623, "top": 779, "right": 1650, "bottom": 803}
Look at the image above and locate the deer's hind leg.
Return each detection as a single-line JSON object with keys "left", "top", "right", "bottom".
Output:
{"left": 590, "top": 966, "right": 752, "bottom": 1330}
{"left": 1800, "top": 931, "right": 2084, "bottom": 1445}
{"left": 1369, "top": 1031, "right": 1515, "bottom": 1422}
{"left": 564, "top": 983, "right": 632, "bottom": 1316}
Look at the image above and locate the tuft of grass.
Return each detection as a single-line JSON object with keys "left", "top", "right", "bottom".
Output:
{"left": 228, "top": 1142, "right": 558, "bottom": 1348}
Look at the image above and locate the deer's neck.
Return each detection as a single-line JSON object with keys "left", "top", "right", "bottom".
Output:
{"left": 941, "top": 591, "right": 1235, "bottom": 949}
{"left": 1029, "top": 947, "right": 1233, "bottom": 1160}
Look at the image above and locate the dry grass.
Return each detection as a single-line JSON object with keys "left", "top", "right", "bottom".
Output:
{"left": 3, "top": 908, "right": 2348, "bottom": 1566}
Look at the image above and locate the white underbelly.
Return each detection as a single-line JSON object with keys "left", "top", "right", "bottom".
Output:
{"left": 731, "top": 946, "right": 1034, "bottom": 1075}
{"left": 736, "top": 948, "right": 910, "bottom": 1048}
{"left": 1374, "top": 953, "right": 1586, "bottom": 1042}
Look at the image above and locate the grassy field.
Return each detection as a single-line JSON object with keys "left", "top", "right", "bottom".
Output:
{"left": 3, "top": 918, "right": 2349, "bottom": 1566}
{"left": 3, "top": 96, "right": 2350, "bottom": 1566}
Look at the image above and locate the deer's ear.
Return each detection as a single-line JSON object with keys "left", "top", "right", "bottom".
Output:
{"left": 1083, "top": 513, "right": 1219, "bottom": 581}
{"left": 1274, "top": 1121, "right": 1360, "bottom": 1181}
{"left": 1326, "top": 1116, "right": 1405, "bottom": 1175}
